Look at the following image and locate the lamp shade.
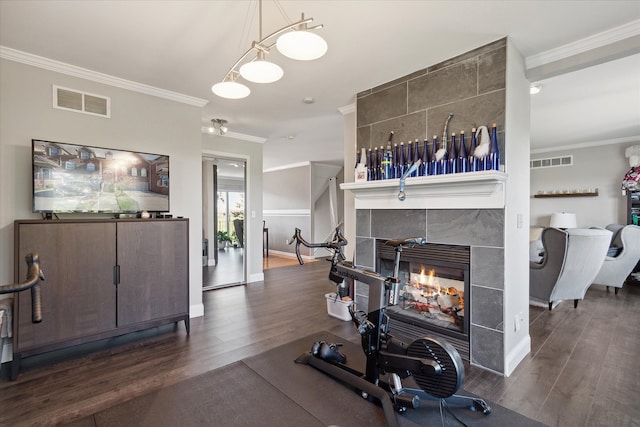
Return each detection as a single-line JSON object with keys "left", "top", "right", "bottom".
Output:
{"left": 211, "top": 81, "right": 250, "bottom": 99}
{"left": 550, "top": 212, "right": 577, "bottom": 229}
{"left": 276, "top": 30, "right": 328, "bottom": 60}
{"left": 239, "top": 60, "right": 283, "bottom": 83}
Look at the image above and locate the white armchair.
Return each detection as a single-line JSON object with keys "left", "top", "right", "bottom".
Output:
{"left": 592, "top": 224, "right": 640, "bottom": 294}
{"left": 530, "top": 228, "right": 612, "bottom": 310}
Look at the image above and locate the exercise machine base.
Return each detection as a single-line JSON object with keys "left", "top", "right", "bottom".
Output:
{"left": 295, "top": 352, "right": 491, "bottom": 427}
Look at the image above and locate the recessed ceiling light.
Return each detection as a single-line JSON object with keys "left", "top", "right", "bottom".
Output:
{"left": 530, "top": 84, "right": 542, "bottom": 95}
{"left": 303, "top": 97, "right": 315, "bottom": 104}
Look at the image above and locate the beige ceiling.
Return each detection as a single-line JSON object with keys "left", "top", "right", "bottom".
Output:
{"left": 1, "top": 1, "right": 639, "bottom": 170}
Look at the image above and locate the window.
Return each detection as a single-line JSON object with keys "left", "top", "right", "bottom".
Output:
{"left": 217, "top": 191, "right": 245, "bottom": 243}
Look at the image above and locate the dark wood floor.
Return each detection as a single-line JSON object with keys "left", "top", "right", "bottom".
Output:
{"left": 1, "top": 261, "right": 639, "bottom": 426}
{"left": 202, "top": 249, "right": 317, "bottom": 289}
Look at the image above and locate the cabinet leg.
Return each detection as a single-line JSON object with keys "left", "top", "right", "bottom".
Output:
{"left": 184, "top": 316, "right": 190, "bottom": 335}
{"left": 10, "top": 353, "right": 21, "bottom": 381}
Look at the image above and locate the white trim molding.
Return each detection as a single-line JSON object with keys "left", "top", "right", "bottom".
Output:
{"left": 201, "top": 127, "right": 267, "bottom": 143}
{"left": 531, "top": 135, "right": 640, "bottom": 154}
{"left": 190, "top": 303, "right": 204, "bottom": 318}
{"left": 341, "top": 171, "right": 507, "bottom": 210}
{"left": 263, "top": 209, "right": 311, "bottom": 216}
{"left": 263, "top": 161, "right": 311, "bottom": 173}
{"left": 338, "top": 103, "right": 356, "bottom": 115}
{"left": 1, "top": 46, "right": 209, "bottom": 107}
{"left": 505, "top": 335, "right": 531, "bottom": 377}
{"left": 525, "top": 19, "right": 640, "bottom": 69}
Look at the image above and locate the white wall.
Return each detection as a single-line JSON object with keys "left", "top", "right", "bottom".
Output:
{"left": 503, "top": 40, "right": 532, "bottom": 375}
{"left": 0, "top": 59, "right": 204, "bottom": 359}
{"left": 311, "top": 162, "right": 344, "bottom": 243}
{"left": 341, "top": 107, "right": 357, "bottom": 261}
{"left": 263, "top": 163, "right": 312, "bottom": 256}
{"left": 530, "top": 142, "right": 633, "bottom": 227}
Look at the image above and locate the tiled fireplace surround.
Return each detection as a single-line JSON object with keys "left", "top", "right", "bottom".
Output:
{"left": 349, "top": 37, "right": 512, "bottom": 374}
{"left": 353, "top": 207, "right": 505, "bottom": 373}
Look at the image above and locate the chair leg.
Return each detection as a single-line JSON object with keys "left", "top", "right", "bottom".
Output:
{"left": 606, "top": 286, "right": 610, "bottom": 293}
{"left": 574, "top": 299, "right": 579, "bottom": 308}
{"left": 548, "top": 302, "right": 553, "bottom": 310}
{"left": 615, "top": 287, "right": 619, "bottom": 295}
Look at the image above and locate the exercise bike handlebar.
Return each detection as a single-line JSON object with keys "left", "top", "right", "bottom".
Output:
{"left": 287, "top": 227, "right": 347, "bottom": 265}
{"left": 384, "top": 237, "right": 427, "bottom": 248}
{"left": 0, "top": 253, "right": 45, "bottom": 323}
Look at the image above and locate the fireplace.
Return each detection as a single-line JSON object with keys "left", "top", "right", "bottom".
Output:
{"left": 376, "top": 240, "right": 471, "bottom": 360}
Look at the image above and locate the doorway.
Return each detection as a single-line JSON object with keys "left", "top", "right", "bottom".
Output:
{"left": 202, "top": 156, "right": 246, "bottom": 290}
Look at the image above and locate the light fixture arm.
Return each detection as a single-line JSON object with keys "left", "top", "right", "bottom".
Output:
{"left": 219, "top": 14, "right": 316, "bottom": 82}
{"left": 212, "top": 0, "right": 326, "bottom": 99}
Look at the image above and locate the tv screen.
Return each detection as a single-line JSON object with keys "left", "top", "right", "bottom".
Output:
{"left": 32, "top": 139, "right": 169, "bottom": 214}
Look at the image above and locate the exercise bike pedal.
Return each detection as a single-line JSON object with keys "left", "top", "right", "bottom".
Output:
{"left": 471, "top": 398, "right": 492, "bottom": 414}
{"left": 392, "top": 392, "right": 420, "bottom": 411}
{"left": 311, "top": 341, "right": 347, "bottom": 364}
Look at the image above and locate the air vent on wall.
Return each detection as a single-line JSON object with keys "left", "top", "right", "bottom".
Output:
{"left": 530, "top": 155, "right": 573, "bottom": 169}
{"left": 53, "top": 85, "right": 110, "bottom": 118}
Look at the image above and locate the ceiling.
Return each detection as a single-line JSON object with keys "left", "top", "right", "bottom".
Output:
{"left": 1, "top": 1, "right": 639, "bottom": 171}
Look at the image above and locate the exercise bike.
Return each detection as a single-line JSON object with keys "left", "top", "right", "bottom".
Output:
{"left": 288, "top": 227, "right": 491, "bottom": 427}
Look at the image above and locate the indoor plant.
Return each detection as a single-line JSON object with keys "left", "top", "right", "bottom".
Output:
{"left": 217, "top": 230, "right": 232, "bottom": 249}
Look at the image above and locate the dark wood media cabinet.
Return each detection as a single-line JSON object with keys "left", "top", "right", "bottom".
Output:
{"left": 12, "top": 218, "right": 190, "bottom": 380}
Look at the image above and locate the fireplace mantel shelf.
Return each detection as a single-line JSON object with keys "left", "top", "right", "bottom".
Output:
{"left": 341, "top": 170, "right": 508, "bottom": 210}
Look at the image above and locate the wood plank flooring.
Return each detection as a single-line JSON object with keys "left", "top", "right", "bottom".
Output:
{"left": 1, "top": 261, "right": 639, "bottom": 426}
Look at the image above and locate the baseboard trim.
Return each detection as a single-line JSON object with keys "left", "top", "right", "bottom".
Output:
{"left": 249, "top": 272, "right": 265, "bottom": 283}
{"left": 189, "top": 303, "right": 204, "bottom": 318}
{"left": 268, "top": 249, "right": 317, "bottom": 261}
{"left": 504, "top": 335, "right": 531, "bottom": 377}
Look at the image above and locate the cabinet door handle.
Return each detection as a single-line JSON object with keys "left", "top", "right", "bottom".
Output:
{"left": 113, "top": 265, "right": 120, "bottom": 285}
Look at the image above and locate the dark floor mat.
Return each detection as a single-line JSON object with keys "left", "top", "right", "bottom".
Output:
{"left": 244, "top": 331, "right": 547, "bottom": 427}
{"left": 80, "top": 331, "right": 547, "bottom": 427}
{"left": 90, "top": 361, "right": 324, "bottom": 427}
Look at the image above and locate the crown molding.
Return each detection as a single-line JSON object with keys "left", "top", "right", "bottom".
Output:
{"left": 525, "top": 19, "right": 640, "bottom": 69}
{"left": 0, "top": 46, "right": 209, "bottom": 107}
{"left": 531, "top": 135, "right": 640, "bottom": 154}
{"left": 338, "top": 103, "right": 356, "bottom": 115}
{"left": 263, "top": 161, "right": 310, "bottom": 173}
{"left": 200, "top": 127, "right": 266, "bottom": 143}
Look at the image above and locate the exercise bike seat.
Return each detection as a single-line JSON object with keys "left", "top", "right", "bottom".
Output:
{"left": 311, "top": 341, "right": 347, "bottom": 364}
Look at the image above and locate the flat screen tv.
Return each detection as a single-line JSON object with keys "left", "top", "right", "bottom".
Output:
{"left": 32, "top": 139, "right": 169, "bottom": 214}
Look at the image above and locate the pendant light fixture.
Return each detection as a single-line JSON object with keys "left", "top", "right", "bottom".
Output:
{"left": 211, "top": 0, "right": 326, "bottom": 99}
{"left": 208, "top": 118, "right": 228, "bottom": 135}
{"left": 211, "top": 78, "right": 251, "bottom": 99}
{"left": 276, "top": 15, "right": 328, "bottom": 61}
{"left": 239, "top": 51, "right": 284, "bottom": 83}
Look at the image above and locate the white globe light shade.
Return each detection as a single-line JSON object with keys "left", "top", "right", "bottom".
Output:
{"left": 277, "top": 31, "right": 327, "bottom": 61}
{"left": 239, "top": 60, "right": 284, "bottom": 83}
{"left": 211, "top": 81, "right": 250, "bottom": 99}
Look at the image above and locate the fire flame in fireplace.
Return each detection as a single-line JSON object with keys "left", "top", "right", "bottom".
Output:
{"left": 414, "top": 268, "right": 464, "bottom": 308}
{"left": 400, "top": 267, "right": 464, "bottom": 324}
